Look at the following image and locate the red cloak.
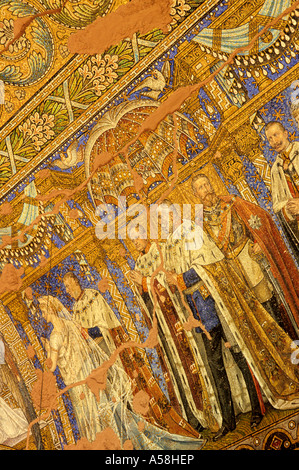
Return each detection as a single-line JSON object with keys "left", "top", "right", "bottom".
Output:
{"left": 220, "top": 195, "right": 299, "bottom": 335}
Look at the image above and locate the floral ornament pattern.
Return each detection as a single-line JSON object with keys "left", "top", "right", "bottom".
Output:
{"left": 78, "top": 54, "right": 119, "bottom": 97}
{"left": 14, "top": 88, "right": 26, "bottom": 101}
{"left": 248, "top": 214, "right": 262, "bottom": 230}
{"left": 169, "top": 0, "right": 191, "bottom": 30}
{"left": 4, "top": 101, "right": 14, "bottom": 113}
{"left": 19, "top": 112, "right": 55, "bottom": 151}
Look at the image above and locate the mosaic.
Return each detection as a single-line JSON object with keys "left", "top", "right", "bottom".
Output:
{"left": 0, "top": 0, "right": 298, "bottom": 454}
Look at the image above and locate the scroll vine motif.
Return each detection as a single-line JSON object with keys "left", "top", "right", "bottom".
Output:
{"left": 0, "top": 1, "right": 54, "bottom": 86}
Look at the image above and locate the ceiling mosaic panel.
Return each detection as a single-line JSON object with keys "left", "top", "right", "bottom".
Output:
{"left": 0, "top": 0, "right": 299, "bottom": 455}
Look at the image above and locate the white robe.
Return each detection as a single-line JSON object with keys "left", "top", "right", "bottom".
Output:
{"left": 270, "top": 141, "right": 299, "bottom": 215}
{"left": 48, "top": 315, "right": 206, "bottom": 449}
{"left": 164, "top": 222, "right": 299, "bottom": 411}
{"left": 0, "top": 339, "right": 28, "bottom": 445}
{"left": 135, "top": 243, "right": 217, "bottom": 429}
{"left": 161, "top": 224, "right": 253, "bottom": 427}
{"left": 0, "top": 396, "right": 28, "bottom": 445}
{"left": 73, "top": 288, "right": 121, "bottom": 355}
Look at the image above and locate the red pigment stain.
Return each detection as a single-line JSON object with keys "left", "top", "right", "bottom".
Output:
{"left": 86, "top": 366, "right": 108, "bottom": 400}
{"left": 39, "top": 255, "right": 48, "bottom": 267}
{"left": 68, "top": 208, "right": 80, "bottom": 219}
{"left": 64, "top": 427, "right": 122, "bottom": 450}
{"left": 119, "top": 246, "right": 127, "bottom": 257}
{"left": 183, "top": 316, "right": 203, "bottom": 332}
{"left": 3, "top": 1, "right": 299, "bottom": 259}
{"left": 30, "top": 368, "right": 58, "bottom": 412}
{"left": 123, "top": 440, "right": 134, "bottom": 450}
{"left": 20, "top": 1, "right": 299, "bottom": 449}
{"left": 0, "top": 202, "right": 12, "bottom": 216}
{"left": 97, "top": 277, "right": 109, "bottom": 293}
{"left": 132, "top": 170, "right": 144, "bottom": 193}
{"left": 35, "top": 169, "right": 50, "bottom": 180}
{"left": 0, "top": 264, "right": 24, "bottom": 294}
{"left": 119, "top": 1, "right": 299, "bottom": 157}
{"left": 143, "top": 317, "right": 159, "bottom": 348}
{"left": 0, "top": 2, "right": 69, "bottom": 56}
{"left": 64, "top": 436, "right": 92, "bottom": 450}
{"left": 45, "top": 358, "right": 53, "bottom": 369}
{"left": 24, "top": 287, "right": 33, "bottom": 300}
{"left": 92, "top": 151, "right": 116, "bottom": 172}
{"left": 132, "top": 390, "right": 150, "bottom": 416}
{"left": 1, "top": 235, "right": 12, "bottom": 248}
{"left": 67, "top": 0, "right": 172, "bottom": 55}
{"left": 26, "top": 344, "right": 36, "bottom": 360}
{"left": 19, "top": 233, "right": 27, "bottom": 244}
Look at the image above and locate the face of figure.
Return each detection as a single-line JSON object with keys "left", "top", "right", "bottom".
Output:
{"left": 132, "top": 235, "right": 148, "bottom": 252}
{"left": 39, "top": 300, "right": 54, "bottom": 323}
{"left": 63, "top": 277, "right": 82, "bottom": 300}
{"left": 129, "top": 227, "right": 148, "bottom": 252}
{"left": 157, "top": 207, "right": 176, "bottom": 236}
{"left": 293, "top": 108, "right": 299, "bottom": 128}
{"left": 265, "top": 124, "right": 289, "bottom": 153}
{"left": 193, "top": 177, "right": 218, "bottom": 208}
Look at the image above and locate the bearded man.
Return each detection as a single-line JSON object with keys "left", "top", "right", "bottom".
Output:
{"left": 163, "top": 173, "right": 299, "bottom": 439}
{"left": 265, "top": 121, "right": 299, "bottom": 263}
{"left": 191, "top": 173, "right": 299, "bottom": 337}
{"left": 159, "top": 197, "right": 265, "bottom": 441}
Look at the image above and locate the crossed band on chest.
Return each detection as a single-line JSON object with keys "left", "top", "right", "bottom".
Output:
{"left": 203, "top": 200, "right": 248, "bottom": 257}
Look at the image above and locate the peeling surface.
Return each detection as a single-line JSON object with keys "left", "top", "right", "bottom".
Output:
{"left": 0, "top": 264, "right": 24, "bottom": 294}
{"left": 0, "top": 201, "right": 13, "bottom": 216}
{"left": 182, "top": 315, "right": 204, "bottom": 332}
{"left": 67, "top": 0, "right": 172, "bottom": 55}
{"left": 132, "top": 390, "right": 150, "bottom": 416}
{"left": 30, "top": 367, "right": 57, "bottom": 412}
{"left": 64, "top": 428, "right": 122, "bottom": 450}
{"left": 26, "top": 344, "right": 36, "bottom": 360}
{"left": 1, "top": 1, "right": 297, "bottom": 254}
{"left": 97, "top": 277, "right": 109, "bottom": 293}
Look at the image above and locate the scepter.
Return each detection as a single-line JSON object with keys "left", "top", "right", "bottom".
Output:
{"left": 258, "top": 255, "right": 299, "bottom": 339}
